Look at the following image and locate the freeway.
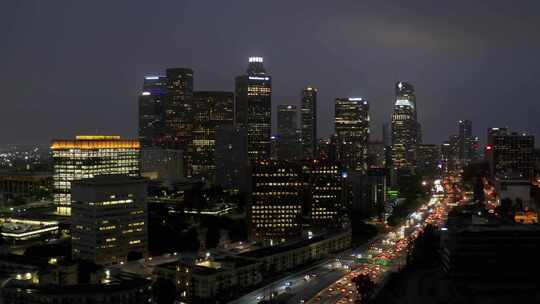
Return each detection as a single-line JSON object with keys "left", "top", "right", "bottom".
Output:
{"left": 228, "top": 236, "right": 382, "bottom": 304}
{"left": 306, "top": 183, "right": 451, "bottom": 304}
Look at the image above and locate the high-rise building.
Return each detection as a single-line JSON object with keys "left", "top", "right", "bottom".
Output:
{"left": 71, "top": 175, "right": 148, "bottom": 266}
{"left": 335, "top": 97, "right": 370, "bottom": 173}
{"left": 366, "top": 168, "right": 388, "bottom": 218}
{"left": 166, "top": 68, "right": 194, "bottom": 175}
{"left": 382, "top": 123, "right": 391, "bottom": 147}
{"left": 441, "top": 135, "right": 460, "bottom": 174}
{"left": 235, "top": 57, "right": 272, "bottom": 162}
{"left": 417, "top": 144, "right": 442, "bottom": 176}
{"left": 51, "top": 135, "right": 140, "bottom": 216}
{"left": 367, "top": 140, "right": 386, "bottom": 168}
{"left": 317, "top": 135, "right": 339, "bottom": 162}
{"left": 458, "top": 120, "right": 473, "bottom": 165}
{"left": 391, "top": 82, "right": 419, "bottom": 172}
{"left": 191, "top": 91, "right": 234, "bottom": 181}
{"left": 301, "top": 86, "right": 318, "bottom": 159}
{"left": 302, "top": 160, "right": 345, "bottom": 230}
{"left": 140, "top": 148, "right": 183, "bottom": 186}
{"left": 215, "top": 126, "right": 251, "bottom": 194}
{"left": 138, "top": 75, "right": 167, "bottom": 148}
{"left": 486, "top": 128, "right": 535, "bottom": 179}
{"left": 277, "top": 105, "right": 300, "bottom": 160}
{"left": 249, "top": 161, "right": 305, "bottom": 242}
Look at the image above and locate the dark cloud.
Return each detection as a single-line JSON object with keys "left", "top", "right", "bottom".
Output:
{"left": 1, "top": 0, "right": 540, "bottom": 145}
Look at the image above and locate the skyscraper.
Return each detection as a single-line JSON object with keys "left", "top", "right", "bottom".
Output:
{"left": 138, "top": 75, "right": 167, "bottom": 148}
{"left": 249, "top": 161, "right": 305, "bottom": 242}
{"left": 335, "top": 97, "right": 370, "bottom": 173}
{"left": 71, "top": 175, "right": 148, "bottom": 266}
{"left": 391, "top": 82, "right": 419, "bottom": 172}
{"left": 417, "top": 144, "right": 442, "bottom": 176}
{"left": 215, "top": 126, "right": 250, "bottom": 194}
{"left": 166, "top": 68, "right": 194, "bottom": 176}
{"left": 458, "top": 120, "right": 473, "bottom": 165}
{"left": 235, "top": 57, "right": 272, "bottom": 162}
{"left": 301, "top": 86, "right": 318, "bottom": 159}
{"left": 191, "top": 91, "right": 234, "bottom": 181}
{"left": 277, "top": 104, "right": 299, "bottom": 160}
{"left": 441, "top": 135, "right": 460, "bottom": 174}
{"left": 303, "top": 160, "right": 345, "bottom": 230}
{"left": 51, "top": 136, "right": 140, "bottom": 216}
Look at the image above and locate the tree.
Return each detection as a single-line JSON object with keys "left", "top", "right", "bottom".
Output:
{"left": 153, "top": 278, "right": 176, "bottom": 304}
{"left": 352, "top": 273, "right": 376, "bottom": 304}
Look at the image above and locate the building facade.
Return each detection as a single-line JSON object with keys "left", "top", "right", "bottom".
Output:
{"left": 302, "top": 160, "right": 345, "bottom": 230}
{"left": 166, "top": 68, "right": 194, "bottom": 176}
{"left": 486, "top": 128, "right": 535, "bottom": 180}
{"left": 71, "top": 175, "right": 148, "bottom": 266}
{"left": 277, "top": 104, "right": 300, "bottom": 161}
{"left": 235, "top": 57, "right": 272, "bottom": 162}
{"left": 335, "top": 97, "right": 370, "bottom": 173}
{"left": 51, "top": 136, "right": 140, "bottom": 216}
{"left": 214, "top": 126, "right": 251, "bottom": 194}
{"left": 249, "top": 161, "right": 306, "bottom": 242}
{"left": 301, "top": 86, "right": 318, "bottom": 159}
{"left": 391, "top": 82, "right": 419, "bottom": 172}
{"left": 138, "top": 75, "right": 168, "bottom": 148}
{"left": 190, "top": 91, "right": 234, "bottom": 181}
{"left": 416, "top": 144, "right": 441, "bottom": 176}
{"left": 458, "top": 120, "right": 473, "bottom": 165}
{"left": 140, "top": 148, "right": 183, "bottom": 186}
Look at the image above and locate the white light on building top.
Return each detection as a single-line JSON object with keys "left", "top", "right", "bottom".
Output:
{"left": 249, "top": 57, "right": 264, "bottom": 63}
{"left": 145, "top": 76, "right": 160, "bottom": 80}
{"left": 348, "top": 97, "right": 363, "bottom": 101}
{"left": 248, "top": 76, "right": 270, "bottom": 81}
{"left": 142, "top": 92, "right": 151, "bottom": 96}
{"left": 395, "top": 99, "right": 414, "bottom": 108}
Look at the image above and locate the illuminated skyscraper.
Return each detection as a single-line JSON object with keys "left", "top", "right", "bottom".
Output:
{"left": 249, "top": 161, "right": 305, "bottom": 242}
{"left": 391, "top": 82, "right": 419, "bottom": 171}
{"left": 235, "top": 57, "right": 272, "bottom": 162}
{"left": 277, "top": 104, "right": 300, "bottom": 160}
{"left": 301, "top": 86, "right": 318, "bottom": 159}
{"left": 302, "top": 160, "right": 345, "bottom": 230}
{"left": 51, "top": 136, "right": 140, "bottom": 216}
{"left": 191, "top": 91, "right": 234, "bottom": 181}
{"left": 335, "top": 97, "right": 370, "bottom": 173}
{"left": 71, "top": 175, "right": 148, "bottom": 266}
{"left": 138, "top": 75, "right": 167, "bottom": 148}
{"left": 458, "top": 120, "right": 473, "bottom": 165}
{"left": 166, "top": 68, "right": 194, "bottom": 176}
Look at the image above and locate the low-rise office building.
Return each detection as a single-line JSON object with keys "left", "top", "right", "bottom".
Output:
{"left": 71, "top": 175, "right": 148, "bottom": 266}
{"left": 441, "top": 212, "right": 540, "bottom": 291}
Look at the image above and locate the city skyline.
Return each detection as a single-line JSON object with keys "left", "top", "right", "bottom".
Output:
{"left": 2, "top": 1, "right": 540, "bottom": 145}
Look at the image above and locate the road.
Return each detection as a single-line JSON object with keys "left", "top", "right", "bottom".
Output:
{"left": 306, "top": 179, "right": 452, "bottom": 304}
{"left": 228, "top": 236, "right": 381, "bottom": 304}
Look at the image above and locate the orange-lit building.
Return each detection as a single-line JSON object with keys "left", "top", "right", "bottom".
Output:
{"left": 51, "top": 136, "right": 140, "bottom": 216}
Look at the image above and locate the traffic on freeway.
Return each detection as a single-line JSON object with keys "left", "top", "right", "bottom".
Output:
{"left": 306, "top": 179, "right": 452, "bottom": 304}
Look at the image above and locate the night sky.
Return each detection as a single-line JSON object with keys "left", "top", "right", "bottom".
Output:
{"left": 2, "top": 0, "right": 540, "bottom": 145}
